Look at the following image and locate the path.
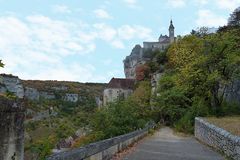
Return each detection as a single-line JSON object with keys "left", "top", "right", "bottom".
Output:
{"left": 123, "top": 127, "right": 224, "bottom": 160}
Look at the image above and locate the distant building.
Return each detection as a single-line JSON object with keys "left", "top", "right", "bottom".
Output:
{"left": 103, "top": 78, "right": 135, "bottom": 106}
{"left": 123, "top": 20, "right": 176, "bottom": 79}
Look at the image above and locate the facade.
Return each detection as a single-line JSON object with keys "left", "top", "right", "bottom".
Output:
{"left": 123, "top": 20, "right": 175, "bottom": 79}
{"left": 103, "top": 78, "right": 135, "bottom": 106}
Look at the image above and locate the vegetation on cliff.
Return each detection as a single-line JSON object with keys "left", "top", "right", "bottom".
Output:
{"left": 156, "top": 26, "right": 240, "bottom": 133}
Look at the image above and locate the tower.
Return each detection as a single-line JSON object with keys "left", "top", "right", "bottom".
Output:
{"left": 169, "top": 19, "right": 175, "bottom": 43}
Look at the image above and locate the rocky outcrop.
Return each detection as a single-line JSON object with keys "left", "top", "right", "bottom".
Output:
{"left": 0, "top": 74, "right": 24, "bottom": 98}
{"left": 24, "top": 87, "right": 39, "bottom": 100}
{"left": 39, "top": 91, "right": 55, "bottom": 100}
{"left": 151, "top": 72, "right": 164, "bottom": 96}
{"left": 64, "top": 93, "right": 78, "bottom": 102}
{"left": 0, "top": 96, "right": 25, "bottom": 160}
{"left": 225, "top": 80, "right": 240, "bottom": 104}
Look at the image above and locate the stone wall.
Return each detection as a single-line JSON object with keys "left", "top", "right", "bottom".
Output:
{"left": 103, "top": 88, "right": 133, "bottom": 106}
{"left": 195, "top": 117, "right": 240, "bottom": 160}
{"left": 0, "top": 96, "right": 25, "bottom": 160}
{"left": 47, "top": 125, "right": 154, "bottom": 160}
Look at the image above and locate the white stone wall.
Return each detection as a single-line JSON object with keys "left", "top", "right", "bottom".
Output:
{"left": 103, "top": 88, "right": 133, "bottom": 106}
{"left": 143, "top": 42, "right": 169, "bottom": 51}
{"left": 195, "top": 117, "right": 240, "bottom": 160}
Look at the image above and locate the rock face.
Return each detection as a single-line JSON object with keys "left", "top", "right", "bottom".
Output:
{"left": 225, "top": 80, "right": 240, "bottom": 104}
{"left": 123, "top": 45, "right": 147, "bottom": 79}
{"left": 151, "top": 72, "right": 163, "bottom": 96}
{"left": 0, "top": 97, "right": 25, "bottom": 160}
{"left": 123, "top": 20, "right": 176, "bottom": 79}
{"left": 24, "top": 87, "right": 40, "bottom": 100}
{"left": 0, "top": 74, "right": 24, "bottom": 98}
{"left": 64, "top": 93, "right": 78, "bottom": 102}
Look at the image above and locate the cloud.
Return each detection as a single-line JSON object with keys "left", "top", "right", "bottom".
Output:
{"left": 196, "top": 9, "right": 227, "bottom": 27}
{"left": 215, "top": 0, "right": 240, "bottom": 11}
{"left": 52, "top": 4, "right": 71, "bottom": 13}
{"left": 111, "top": 40, "right": 125, "bottom": 49}
{"left": 0, "top": 14, "right": 153, "bottom": 82}
{"left": 94, "top": 9, "right": 112, "bottom": 19}
{"left": 195, "top": 0, "right": 208, "bottom": 5}
{"left": 124, "top": 0, "right": 137, "bottom": 5}
{"left": 118, "top": 25, "right": 153, "bottom": 40}
{"left": 93, "top": 23, "right": 153, "bottom": 48}
{"left": 0, "top": 15, "right": 97, "bottom": 82}
{"left": 167, "top": 0, "right": 186, "bottom": 8}
{"left": 123, "top": 0, "right": 140, "bottom": 9}
{"left": 94, "top": 23, "right": 117, "bottom": 41}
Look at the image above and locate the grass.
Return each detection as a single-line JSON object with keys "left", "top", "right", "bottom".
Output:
{"left": 205, "top": 116, "right": 240, "bottom": 136}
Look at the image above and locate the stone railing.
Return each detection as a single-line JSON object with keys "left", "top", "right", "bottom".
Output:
{"left": 195, "top": 117, "right": 240, "bottom": 160}
{"left": 47, "top": 125, "right": 154, "bottom": 160}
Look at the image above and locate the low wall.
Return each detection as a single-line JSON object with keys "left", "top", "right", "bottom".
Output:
{"left": 47, "top": 125, "right": 154, "bottom": 160}
{"left": 195, "top": 117, "right": 240, "bottom": 160}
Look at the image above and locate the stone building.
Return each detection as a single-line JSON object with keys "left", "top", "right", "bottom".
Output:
{"left": 103, "top": 78, "right": 135, "bottom": 106}
{"left": 123, "top": 20, "right": 175, "bottom": 79}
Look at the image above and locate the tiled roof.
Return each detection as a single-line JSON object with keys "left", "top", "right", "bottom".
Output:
{"left": 106, "top": 78, "right": 135, "bottom": 90}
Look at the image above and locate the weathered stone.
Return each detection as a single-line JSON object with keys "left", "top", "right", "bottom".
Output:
{"left": 0, "top": 74, "right": 24, "bottom": 98}
{"left": 0, "top": 96, "right": 25, "bottom": 160}
{"left": 195, "top": 117, "right": 240, "bottom": 160}
{"left": 123, "top": 20, "right": 175, "bottom": 79}
{"left": 47, "top": 125, "right": 154, "bottom": 160}
{"left": 64, "top": 93, "right": 78, "bottom": 102}
{"left": 24, "top": 87, "right": 39, "bottom": 100}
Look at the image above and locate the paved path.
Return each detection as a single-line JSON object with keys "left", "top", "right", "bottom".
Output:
{"left": 123, "top": 127, "right": 224, "bottom": 160}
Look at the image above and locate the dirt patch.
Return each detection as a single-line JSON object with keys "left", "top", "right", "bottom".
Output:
{"left": 205, "top": 116, "right": 240, "bottom": 136}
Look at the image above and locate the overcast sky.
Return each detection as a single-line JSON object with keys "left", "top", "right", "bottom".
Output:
{"left": 0, "top": 0, "right": 239, "bottom": 82}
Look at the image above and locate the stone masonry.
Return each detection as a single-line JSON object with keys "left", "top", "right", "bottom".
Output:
{"left": 47, "top": 124, "right": 154, "bottom": 160}
{"left": 195, "top": 117, "right": 240, "bottom": 160}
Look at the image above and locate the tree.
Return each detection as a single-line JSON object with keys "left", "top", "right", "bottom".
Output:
{"left": 0, "top": 60, "right": 4, "bottom": 68}
{"left": 228, "top": 7, "right": 240, "bottom": 26}
{"left": 154, "top": 27, "right": 240, "bottom": 131}
{"left": 135, "top": 64, "right": 150, "bottom": 81}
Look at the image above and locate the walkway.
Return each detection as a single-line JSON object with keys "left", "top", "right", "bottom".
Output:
{"left": 123, "top": 127, "right": 224, "bottom": 160}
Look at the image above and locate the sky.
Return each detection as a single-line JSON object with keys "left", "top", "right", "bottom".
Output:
{"left": 0, "top": 0, "right": 239, "bottom": 83}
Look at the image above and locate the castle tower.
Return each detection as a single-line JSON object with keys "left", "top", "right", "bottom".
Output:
{"left": 169, "top": 19, "right": 175, "bottom": 43}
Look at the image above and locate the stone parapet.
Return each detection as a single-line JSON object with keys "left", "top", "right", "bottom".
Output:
{"left": 195, "top": 117, "right": 240, "bottom": 160}
{"left": 47, "top": 125, "right": 154, "bottom": 160}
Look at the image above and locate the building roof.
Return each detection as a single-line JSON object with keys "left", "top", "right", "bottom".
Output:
{"left": 106, "top": 78, "right": 135, "bottom": 90}
{"left": 169, "top": 20, "right": 175, "bottom": 29}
